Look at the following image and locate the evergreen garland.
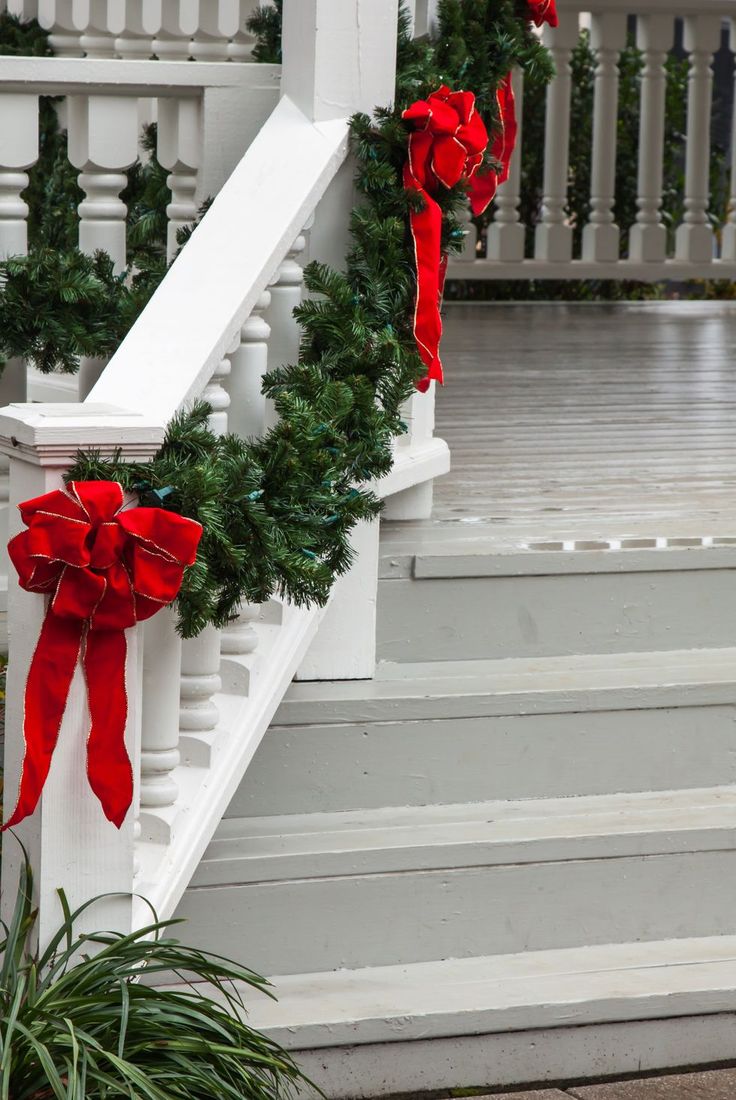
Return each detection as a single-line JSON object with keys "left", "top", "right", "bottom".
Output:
{"left": 68, "top": 3, "right": 551, "bottom": 638}
{"left": 3, "top": 5, "right": 550, "bottom": 637}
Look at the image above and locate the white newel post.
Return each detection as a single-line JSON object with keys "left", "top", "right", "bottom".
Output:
{"left": 283, "top": 0, "right": 399, "bottom": 682}
{"left": 67, "top": 95, "right": 140, "bottom": 272}
{"left": 222, "top": 292, "right": 272, "bottom": 657}
{"left": 157, "top": 97, "right": 202, "bottom": 262}
{"left": 582, "top": 13, "right": 626, "bottom": 264}
{"left": 178, "top": 361, "right": 230, "bottom": 766}
{"left": 534, "top": 11, "right": 578, "bottom": 263}
{"left": 0, "top": 405, "right": 162, "bottom": 950}
{"left": 487, "top": 67, "right": 525, "bottom": 263}
{"left": 628, "top": 15, "right": 672, "bottom": 263}
{"left": 675, "top": 15, "right": 721, "bottom": 265}
{"left": 722, "top": 19, "right": 736, "bottom": 261}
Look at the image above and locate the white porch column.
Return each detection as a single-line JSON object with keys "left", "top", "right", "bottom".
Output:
{"left": 0, "top": 404, "right": 161, "bottom": 950}
{"left": 582, "top": 13, "right": 626, "bottom": 264}
{"left": 534, "top": 10, "right": 579, "bottom": 263}
{"left": 721, "top": 19, "right": 736, "bottom": 261}
{"left": 628, "top": 15, "right": 672, "bottom": 263}
{"left": 283, "top": 0, "right": 399, "bottom": 682}
{"left": 67, "top": 94, "right": 140, "bottom": 272}
{"left": 487, "top": 67, "right": 525, "bottom": 264}
{"left": 675, "top": 15, "right": 722, "bottom": 265}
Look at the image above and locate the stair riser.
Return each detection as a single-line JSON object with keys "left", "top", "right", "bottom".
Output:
{"left": 230, "top": 704, "right": 736, "bottom": 817}
{"left": 177, "top": 850, "right": 736, "bottom": 974}
{"left": 377, "top": 568, "right": 736, "bottom": 661}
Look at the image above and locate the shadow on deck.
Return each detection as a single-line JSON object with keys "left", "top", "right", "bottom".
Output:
{"left": 428, "top": 301, "right": 736, "bottom": 546}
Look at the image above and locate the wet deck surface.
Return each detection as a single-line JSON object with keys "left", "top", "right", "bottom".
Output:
{"left": 432, "top": 302, "right": 736, "bottom": 543}
{"left": 490, "top": 1068, "right": 736, "bottom": 1097}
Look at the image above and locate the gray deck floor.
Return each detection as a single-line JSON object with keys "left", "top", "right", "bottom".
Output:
{"left": 430, "top": 302, "right": 736, "bottom": 544}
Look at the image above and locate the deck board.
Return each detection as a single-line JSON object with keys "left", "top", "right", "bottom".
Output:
{"left": 431, "top": 302, "right": 736, "bottom": 541}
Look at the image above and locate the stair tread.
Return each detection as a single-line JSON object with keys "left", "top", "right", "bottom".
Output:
{"left": 276, "top": 647, "right": 736, "bottom": 725}
{"left": 215, "top": 935, "right": 736, "bottom": 1049}
{"left": 195, "top": 786, "right": 736, "bottom": 883}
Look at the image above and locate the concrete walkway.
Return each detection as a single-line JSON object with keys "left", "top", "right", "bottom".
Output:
{"left": 498, "top": 1069, "right": 736, "bottom": 1098}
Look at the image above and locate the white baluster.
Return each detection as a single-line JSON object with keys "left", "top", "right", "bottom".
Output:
{"left": 675, "top": 15, "right": 722, "bottom": 265}
{"left": 112, "top": 0, "right": 161, "bottom": 59}
{"left": 179, "top": 360, "right": 230, "bottom": 764}
{"left": 534, "top": 11, "right": 578, "bottom": 263}
{"left": 154, "top": 0, "right": 197, "bottom": 60}
{"left": 721, "top": 20, "right": 736, "bottom": 261}
{"left": 77, "top": 356, "right": 107, "bottom": 400}
{"left": 157, "top": 98, "right": 202, "bottom": 262}
{"left": 79, "top": 0, "right": 117, "bottom": 57}
{"left": 264, "top": 230, "right": 307, "bottom": 427}
{"left": 582, "top": 13, "right": 626, "bottom": 264}
{"left": 67, "top": 95, "right": 140, "bottom": 272}
{"left": 455, "top": 202, "right": 478, "bottom": 261}
{"left": 190, "top": 0, "right": 236, "bottom": 61}
{"left": 37, "top": 0, "right": 84, "bottom": 55}
{"left": 139, "top": 606, "right": 182, "bottom": 816}
{"left": 628, "top": 15, "right": 672, "bottom": 263}
{"left": 0, "top": 93, "right": 38, "bottom": 260}
{"left": 221, "top": 292, "right": 271, "bottom": 656}
{"left": 228, "top": 1, "right": 256, "bottom": 63}
{"left": 487, "top": 67, "right": 525, "bottom": 263}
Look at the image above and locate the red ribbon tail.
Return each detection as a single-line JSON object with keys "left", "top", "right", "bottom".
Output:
{"left": 3, "top": 614, "right": 83, "bottom": 830}
{"left": 408, "top": 187, "right": 445, "bottom": 391}
{"left": 84, "top": 629, "right": 133, "bottom": 829}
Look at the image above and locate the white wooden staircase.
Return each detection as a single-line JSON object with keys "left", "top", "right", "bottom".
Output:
{"left": 166, "top": 529, "right": 736, "bottom": 1096}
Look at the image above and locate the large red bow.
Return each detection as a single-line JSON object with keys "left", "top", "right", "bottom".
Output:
{"left": 402, "top": 85, "right": 489, "bottom": 390}
{"left": 468, "top": 73, "right": 518, "bottom": 218}
{"left": 526, "top": 0, "right": 558, "bottom": 27}
{"left": 4, "top": 481, "right": 202, "bottom": 830}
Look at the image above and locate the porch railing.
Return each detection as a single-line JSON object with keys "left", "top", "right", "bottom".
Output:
{"left": 449, "top": 0, "right": 736, "bottom": 282}
{"left": 0, "top": 0, "right": 450, "bottom": 948}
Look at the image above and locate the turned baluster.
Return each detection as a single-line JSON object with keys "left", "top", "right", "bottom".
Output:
{"left": 179, "top": 361, "right": 230, "bottom": 761}
{"left": 79, "top": 0, "right": 117, "bottom": 58}
{"left": 264, "top": 230, "right": 307, "bottom": 428}
{"left": 139, "top": 607, "right": 182, "bottom": 819}
{"left": 154, "top": 0, "right": 197, "bottom": 60}
{"left": 228, "top": 1, "right": 257, "bottom": 62}
{"left": 191, "top": 0, "right": 237, "bottom": 61}
{"left": 37, "top": 0, "right": 84, "bottom": 55}
{"left": 487, "top": 67, "right": 525, "bottom": 263}
{"left": 721, "top": 20, "right": 736, "bottom": 261}
{"left": 112, "top": 0, "right": 161, "bottom": 59}
{"left": 628, "top": 15, "right": 672, "bottom": 263}
{"left": 534, "top": 11, "right": 578, "bottom": 263}
{"left": 675, "top": 15, "right": 722, "bottom": 265}
{"left": 582, "top": 14, "right": 626, "bottom": 264}
{"left": 67, "top": 94, "right": 140, "bottom": 272}
{"left": 157, "top": 98, "right": 202, "bottom": 262}
{"left": 221, "top": 291, "right": 271, "bottom": 657}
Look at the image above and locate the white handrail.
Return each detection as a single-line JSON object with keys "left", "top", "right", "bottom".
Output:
{"left": 89, "top": 96, "right": 349, "bottom": 423}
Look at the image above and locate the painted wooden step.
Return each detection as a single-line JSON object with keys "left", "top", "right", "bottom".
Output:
{"left": 229, "top": 648, "right": 736, "bottom": 817}
{"left": 176, "top": 786, "right": 736, "bottom": 975}
{"left": 204, "top": 935, "right": 736, "bottom": 1098}
{"left": 376, "top": 536, "right": 736, "bottom": 661}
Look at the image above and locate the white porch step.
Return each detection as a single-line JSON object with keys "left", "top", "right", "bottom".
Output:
{"left": 176, "top": 785, "right": 736, "bottom": 975}
{"left": 376, "top": 537, "right": 736, "bottom": 661}
{"left": 229, "top": 648, "right": 736, "bottom": 817}
{"left": 209, "top": 935, "right": 736, "bottom": 1097}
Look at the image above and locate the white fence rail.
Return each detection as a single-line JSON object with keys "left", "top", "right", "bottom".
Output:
{"left": 0, "top": 0, "right": 450, "bottom": 949}
{"left": 449, "top": 0, "right": 736, "bottom": 282}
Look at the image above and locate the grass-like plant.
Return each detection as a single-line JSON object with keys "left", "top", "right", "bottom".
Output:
{"left": 0, "top": 856, "right": 308, "bottom": 1099}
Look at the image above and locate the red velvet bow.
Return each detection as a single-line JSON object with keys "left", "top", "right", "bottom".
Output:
{"left": 402, "top": 85, "right": 489, "bottom": 390}
{"left": 467, "top": 73, "right": 518, "bottom": 219}
{"left": 4, "top": 481, "right": 202, "bottom": 830}
{"left": 526, "top": 0, "right": 558, "bottom": 27}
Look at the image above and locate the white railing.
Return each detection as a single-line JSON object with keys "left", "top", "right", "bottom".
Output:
{"left": 1, "top": 0, "right": 263, "bottom": 60}
{"left": 449, "top": 0, "right": 736, "bottom": 282}
{"left": 0, "top": 0, "right": 449, "bottom": 949}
